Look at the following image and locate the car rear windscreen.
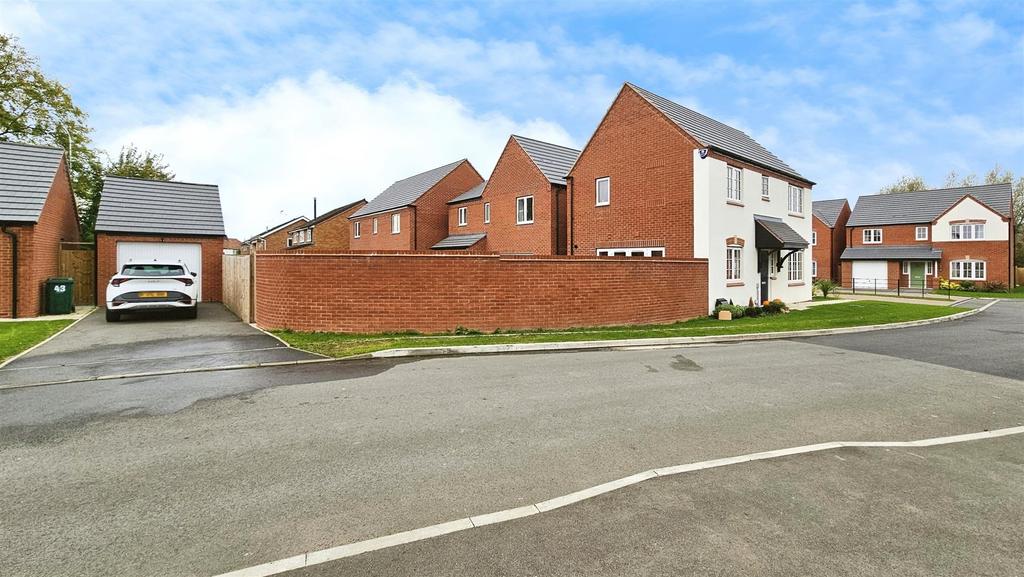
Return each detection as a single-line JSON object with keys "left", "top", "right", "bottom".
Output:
{"left": 121, "top": 264, "right": 186, "bottom": 276}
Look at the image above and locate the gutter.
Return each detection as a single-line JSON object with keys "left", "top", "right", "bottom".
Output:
{"left": 1, "top": 226, "right": 18, "bottom": 318}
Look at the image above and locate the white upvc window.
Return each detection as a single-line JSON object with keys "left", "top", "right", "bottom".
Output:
{"left": 483, "top": 202, "right": 490, "bottom": 224}
{"left": 863, "top": 228, "right": 882, "bottom": 244}
{"left": 950, "top": 260, "right": 985, "bottom": 280}
{"left": 353, "top": 222, "right": 360, "bottom": 238}
{"left": 788, "top": 185, "right": 804, "bottom": 214}
{"left": 915, "top": 226, "right": 928, "bottom": 240}
{"left": 812, "top": 260, "right": 818, "bottom": 277}
{"left": 391, "top": 213, "right": 401, "bottom": 234}
{"left": 950, "top": 223, "right": 985, "bottom": 240}
{"left": 596, "top": 177, "right": 610, "bottom": 206}
{"left": 287, "top": 236, "right": 293, "bottom": 247}
{"left": 372, "top": 218, "right": 378, "bottom": 235}
{"left": 457, "top": 206, "right": 468, "bottom": 226}
{"left": 811, "top": 231, "right": 817, "bottom": 246}
{"left": 597, "top": 247, "right": 665, "bottom": 257}
{"left": 726, "top": 166, "right": 742, "bottom": 201}
{"left": 299, "top": 230, "right": 306, "bottom": 243}
{"left": 788, "top": 250, "right": 804, "bottom": 281}
{"left": 516, "top": 195, "right": 534, "bottom": 224}
{"left": 761, "top": 175, "right": 770, "bottom": 199}
{"left": 306, "top": 228, "right": 313, "bottom": 243}
{"left": 725, "top": 246, "right": 742, "bottom": 281}
{"left": 902, "top": 261, "right": 934, "bottom": 275}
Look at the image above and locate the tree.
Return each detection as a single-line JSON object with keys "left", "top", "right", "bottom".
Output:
{"left": 878, "top": 175, "right": 929, "bottom": 194}
{"left": 106, "top": 144, "right": 175, "bottom": 180}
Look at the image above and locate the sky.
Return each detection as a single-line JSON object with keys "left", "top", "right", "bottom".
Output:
{"left": 2, "top": 0, "right": 1022, "bottom": 239}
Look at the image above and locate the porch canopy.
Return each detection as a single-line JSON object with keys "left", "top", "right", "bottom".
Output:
{"left": 754, "top": 215, "right": 809, "bottom": 250}
{"left": 840, "top": 246, "right": 942, "bottom": 260}
{"left": 431, "top": 232, "right": 486, "bottom": 250}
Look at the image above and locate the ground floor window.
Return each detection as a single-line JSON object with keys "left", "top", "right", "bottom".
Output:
{"left": 811, "top": 260, "right": 817, "bottom": 277}
{"left": 787, "top": 250, "right": 804, "bottom": 281}
{"left": 725, "top": 246, "right": 742, "bottom": 281}
{"left": 950, "top": 260, "right": 985, "bottom": 280}
{"left": 597, "top": 247, "right": 665, "bottom": 257}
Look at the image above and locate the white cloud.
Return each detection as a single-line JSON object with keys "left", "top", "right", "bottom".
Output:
{"left": 935, "top": 13, "right": 998, "bottom": 51}
{"left": 106, "top": 73, "right": 573, "bottom": 239}
{"left": 0, "top": 0, "right": 48, "bottom": 37}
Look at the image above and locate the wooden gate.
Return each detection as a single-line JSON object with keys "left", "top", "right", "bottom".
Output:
{"left": 59, "top": 242, "right": 96, "bottom": 306}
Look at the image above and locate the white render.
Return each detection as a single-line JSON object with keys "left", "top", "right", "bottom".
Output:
{"left": 693, "top": 151, "right": 813, "bottom": 311}
{"left": 931, "top": 196, "right": 1009, "bottom": 242}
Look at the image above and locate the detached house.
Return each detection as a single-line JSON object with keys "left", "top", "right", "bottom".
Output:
{"left": 841, "top": 183, "right": 1015, "bottom": 289}
{"left": 0, "top": 141, "right": 80, "bottom": 318}
{"left": 438, "top": 181, "right": 488, "bottom": 251}
{"left": 244, "top": 216, "right": 308, "bottom": 253}
{"left": 811, "top": 198, "right": 851, "bottom": 281}
{"left": 286, "top": 199, "right": 366, "bottom": 251}
{"left": 569, "top": 83, "right": 815, "bottom": 310}
{"left": 349, "top": 159, "right": 484, "bottom": 251}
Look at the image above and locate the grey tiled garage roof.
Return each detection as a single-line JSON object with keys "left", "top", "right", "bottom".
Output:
{"left": 847, "top": 183, "right": 1012, "bottom": 227}
{"left": 627, "top": 83, "right": 810, "bottom": 183}
{"left": 447, "top": 181, "right": 486, "bottom": 205}
{"left": 841, "top": 246, "right": 943, "bottom": 260}
{"left": 512, "top": 135, "right": 580, "bottom": 185}
{"left": 351, "top": 159, "right": 469, "bottom": 218}
{"left": 812, "top": 198, "right": 848, "bottom": 228}
{"left": 431, "top": 232, "right": 486, "bottom": 249}
{"left": 0, "top": 141, "right": 66, "bottom": 223}
{"left": 95, "top": 176, "right": 226, "bottom": 236}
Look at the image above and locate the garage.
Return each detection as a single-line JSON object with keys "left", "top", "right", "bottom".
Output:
{"left": 851, "top": 260, "right": 888, "bottom": 290}
{"left": 94, "top": 176, "right": 226, "bottom": 305}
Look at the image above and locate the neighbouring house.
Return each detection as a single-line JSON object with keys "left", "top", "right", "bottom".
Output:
{"left": 436, "top": 181, "right": 488, "bottom": 251}
{"left": 94, "top": 176, "right": 227, "bottom": 303}
{"left": 568, "top": 82, "right": 815, "bottom": 311}
{"left": 841, "top": 183, "right": 1015, "bottom": 290}
{"left": 811, "top": 198, "right": 851, "bottom": 282}
{"left": 349, "top": 159, "right": 484, "bottom": 251}
{"left": 223, "top": 238, "right": 243, "bottom": 255}
{"left": 0, "top": 141, "right": 81, "bottom": 318}
{"left": 243, "top": 216, "right": 308, "bottom": 253}
{"left": 285, "top": 199, "right": 366, "bottom": 251}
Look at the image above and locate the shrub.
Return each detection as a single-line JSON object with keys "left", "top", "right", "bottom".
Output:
{"left": 980, "top": 281, "right": 1008, "bottom": 293}
{"left": 763, "top": 299, "right": 789, "bottom": 314}
{"left": 744, "top": 305, "right": 763, "bottom": 318}
{"left": 813, "top": 278, "right": 838, "bottom": 299}
{"left": 713, "top": 303, "right": 746, "bottom": 319}
{"left": 958, "top": 280, "right": 976, "bottom": 291}
{"left": 938, "top": 277, "right": 961, "bottom": 290}
{"left": 453, "top": 326, "right": 483, "bottom": 335}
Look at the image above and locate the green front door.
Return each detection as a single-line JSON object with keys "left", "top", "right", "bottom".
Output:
{"left": 910, "top": 262, "right": 926, "bottom": 288}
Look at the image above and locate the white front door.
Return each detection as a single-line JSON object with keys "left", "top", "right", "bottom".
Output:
{"left": 851, "top": 260, "right": 888, "bottom": 290}
{"left": 116, "top": 242, "right": 203, "bottom": 300}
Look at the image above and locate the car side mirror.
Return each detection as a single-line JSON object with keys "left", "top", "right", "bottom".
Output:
{"left": 191, "top": 272, "right": 197, "bottom": 277}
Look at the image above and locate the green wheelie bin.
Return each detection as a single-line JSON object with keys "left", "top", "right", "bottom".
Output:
{"left": 45, "top": 277, "right": 75, "bottom": 315}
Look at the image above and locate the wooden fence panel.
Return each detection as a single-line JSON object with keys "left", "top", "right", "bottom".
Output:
{"left": 1016, "top": 266, "right": 1024, "bottom": 287}
{"left": 222, "top": 253, "right": 253, "bottom": 323}
{"left": 59, "top": 243, "right": 95, "bottom": 306}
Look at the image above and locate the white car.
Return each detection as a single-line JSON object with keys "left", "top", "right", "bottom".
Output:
{"left": 105, "top": 261, "right": 199, "bottom": 322}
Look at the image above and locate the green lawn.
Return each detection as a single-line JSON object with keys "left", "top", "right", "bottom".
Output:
{"left": 937, "top": 285, "right": 1024, "bottom": 299}
{"left": 275, "top": 301, "right": 965, "bottom": 359}
{"left": 0, "top": 319, "right": 74, "bottom": 363}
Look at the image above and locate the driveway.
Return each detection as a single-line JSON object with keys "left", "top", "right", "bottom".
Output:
{"left": 0, "top": 303, "right": 319, "bottom": 387}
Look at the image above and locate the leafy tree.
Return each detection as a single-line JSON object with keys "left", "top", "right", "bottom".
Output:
{"left": 878, "top": 175, "right": 929, "bottom": 194}
{"left": 106, "top": 144, "right": 175, "bottom": 181}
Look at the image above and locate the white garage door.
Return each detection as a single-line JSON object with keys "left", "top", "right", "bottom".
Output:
{"left": 852, "top": 260, "right": 888, "bottom": 290}
{"left": 117, "top": 241, "right": 203, "bottom": 300}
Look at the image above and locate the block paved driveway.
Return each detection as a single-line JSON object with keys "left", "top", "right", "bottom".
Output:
{"left": 0, "top": 303, "right": 319, "bottom": 388}
{"left": 0, "top": 300, "right": 1021, "bottom": 577}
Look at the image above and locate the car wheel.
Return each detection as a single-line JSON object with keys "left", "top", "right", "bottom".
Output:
{"left": 105, "top": 308, "right": 120, "bottom": 322}
{"left": 185, "top": 305, "right": 198, "bottom": 320}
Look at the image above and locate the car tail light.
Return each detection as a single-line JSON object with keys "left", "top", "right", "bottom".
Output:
{"left": 111, "top": 278, "right": 129, "bottom": 287}
{"left": 174, "top": 277, "right": 194, "bottom": 286}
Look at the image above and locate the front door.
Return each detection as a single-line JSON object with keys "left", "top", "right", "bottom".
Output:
{"left": 758, "top": 251, "right": 769, "bottom": 303}
{"left": 909, "top": 262, "right": 926, "bottom": 288}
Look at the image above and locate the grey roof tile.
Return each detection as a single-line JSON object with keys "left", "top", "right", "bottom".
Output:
{"left": 431, "top": 232, "right": 486, "bottom": 249}
{"left": 841, "top": 246, "right": 943, "bottom": 260}
{"left": 847, "top": 183, "right": 1012, "bottom": 227}
{"left": 447, "top": 181, "right": 486, "bottom": 205}
{"left": 351, "top": 159, "right": 468, "bottom": 218}
{"left": 0, "top": 140, "right": 66, "bottom": 223}
{"left": 95, "top": 176, "right": 225, "bottom": 236}
{"left": 511, "top": 135, "right": 580, "bottom": 185}
{"left": 812, "top": 198, "right": 849, "bottom": 228}
{"left": 754, "top": 215, "right": 809, "bottom": 249}
{"left": 290, "top": 199, "right": 365, "bottom": 230}
{"left": 626, "top": 83, "right": 809, "bottom": 183}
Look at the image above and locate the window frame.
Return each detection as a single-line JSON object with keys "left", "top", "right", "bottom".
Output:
{"left": 811, "top": 260, "right": 818, "bottom": 277}
{"left": 596, "top": 247, "right": 666, "bottom": 258}
{"left": 372, "top": 218, "right": 378, "bottom": 235}
{"left": 725, "top": 245, "right": 743, "bottom": 281}
{"left": 483, "top": 202, "right": 490, "bottom": 224}
{"left": 353, "top": 222, "right": 360, "bottom": 238}
{"left": 811, "top": 231, "right": 817, "bottom": 246}
{"left": 726, "top": 165, "right": 742, "bottom": 202}
{"left": 516, "top": 195, "right": 534, "bottom": 225}
{"left": 950, "top": 260, "right": 986, "bottom": 280}
{"left": 862, "top": 228, "right": 883, "bottom": 244}
{"left": 787, "top": 250, "right": 804, "bottom": 281}
{"left": 391, "top": 213, "right": 401, "bottom": 234}
{"left": 915, "top": 226, "right": 928, "bottom": 241}
{"left": 457, "top": 206, "right": 468, "bottom": 227}
{"left": 761, "top": 175, "right": 770, "bottom": 200}
{"left": 788, "top": 185, "right": 804, "bottom": 214}
{"left": 595, "top": 177, "right": 610, "bottom": 206}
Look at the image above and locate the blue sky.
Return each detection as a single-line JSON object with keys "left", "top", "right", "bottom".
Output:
{"left": 2, "top": 0, "right": 1021, "bottom": 237}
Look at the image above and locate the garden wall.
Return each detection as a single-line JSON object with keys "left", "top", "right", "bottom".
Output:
{"left": 254, "top": 253, "right": 709, "bottom": 333}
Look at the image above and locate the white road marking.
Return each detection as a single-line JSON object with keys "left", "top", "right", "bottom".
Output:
{"left": 212, "top": 424, "right": 1024, "bottom": 577}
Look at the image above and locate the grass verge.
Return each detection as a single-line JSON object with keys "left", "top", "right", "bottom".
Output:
{"left": 274, "top": 301, "right": 966, "bottom": 359}
{"left": 938, "top": 286, "right": 1024, "bottom": 299}
{"left": 0, "top": 319, "right": 74, "bottom": 363}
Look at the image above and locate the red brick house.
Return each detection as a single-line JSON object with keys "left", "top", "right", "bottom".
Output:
{"left": 94, "top": 177, "right": 227, "bottom": 303}
{"left": 285, "top": 199, "right": 366, "bottom": 251}
{"left": 841, "top": 183, "right": 1015, "bottom": 289}
{"left": 349, "top": 159, "right": 483, "bottom": 251}
{"left": 243, "top": 216, "right": 308, "bottom": 253}
{"left": 811, "top": 198, "right": 851, "bottom": 281}
{"left": 0, "top": 141, "right": 81, "bottom": 318}
{"left": 437, "top": 181, "right": 488, "bottom": 251}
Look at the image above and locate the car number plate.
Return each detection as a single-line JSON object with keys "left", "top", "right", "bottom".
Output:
{"left": 139, "top": 291, "right": 168, "bottom": 298}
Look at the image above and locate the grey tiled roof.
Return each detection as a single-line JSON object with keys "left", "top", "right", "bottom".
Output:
{"left": 245, "top": 216, "right": 308, "bottom": 243}
{"left": 351, "top": 159, "right": 468, "bottom": 218}
{"left": 812, "top": 198, "right": 849, "bottom": 228}
{"left": 431, "top": 232, "right": 486, "bottom": 249}
{"left": 512, "top": 135, "right": 580, "bottom": 185}
{"left": 754, "top": 215, "right": 809, "bottom": 249}
{"left": 447, "top": 181, "right": 486, "bottom": 205}
{"left": 848, "top": 183, "right": 1012, "bottom": 227}
{"left": 841, "top": 246, "right": 943, "bottom": 260}
{"left": 95, "top": 176, "right": 225, "bottom": 236}
{"left": 289, "top": 199, "right": 366, "bottom": 231}
{"left": 626, "top": 83, "right": 809, "bottom": 183}
{"left": 0, "top": 141, "right": 66, "bottom": 223}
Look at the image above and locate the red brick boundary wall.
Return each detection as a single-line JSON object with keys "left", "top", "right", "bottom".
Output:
{"left": 254, "top": 253, "right": 709, "bottom": 333}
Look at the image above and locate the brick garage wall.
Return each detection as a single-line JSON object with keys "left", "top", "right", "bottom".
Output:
{"left": 255, "top": 253, "right": 709, "bottom": 333}
{"left": 569, "top": 86, "right": 699, "bottom": 258}
{"left": 484, "top": 138, "right": 561, "bottom": 255}
{"left": 96, "top": 234, "right": 225, "bottom": 304}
